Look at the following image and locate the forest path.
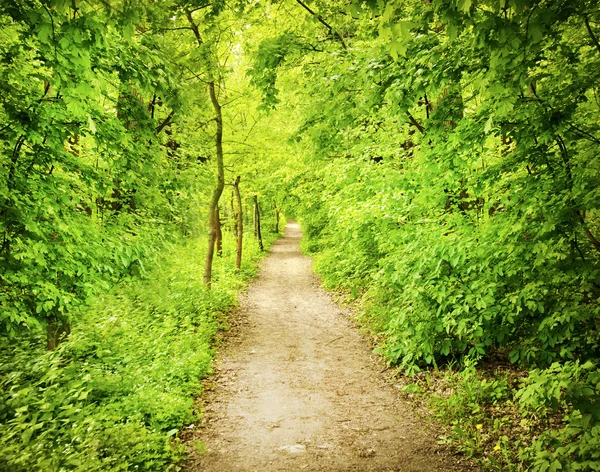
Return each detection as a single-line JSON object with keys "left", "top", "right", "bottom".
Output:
{"left": 183, "top": 221, "right": 471, "bottom": 472}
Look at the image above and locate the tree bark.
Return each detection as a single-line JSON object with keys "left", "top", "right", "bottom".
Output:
{"left": 155, "top": 110, "right": 174, "bottom": 135}
{"left": 215, "top": 204, "right": 222, "bottom": 257}
{"left": 253, "top": 200, "right": 257, "bottom": 237}
{"left": 406, "top": 111, "right": 425, "bottom": 134}
{"left": 182, "top": 10, "right": 224, "bottom": 285}
{"left": 230, "top": 190, "right": 236, "bottom": 233}
{"left": 233, "top": 176, "right": 243, "bottom": 270}
{"left": 254, "top": 195, "right": 264, "bottom": 252}
{"left": 203, "top": 81, "right": 225, "bottom": 287}
{"left": 274, "top": 206, "right": 280, "bottom": 233}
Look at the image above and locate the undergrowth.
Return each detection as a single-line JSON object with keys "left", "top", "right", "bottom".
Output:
{"left": 396, "top": 359, "right": 600, "bottom": 471}
{"left": 297, "top": 203, "right": 600, "bottom": 471}
{"left": 0, "top": 230, "right": 278, "bottom": 471}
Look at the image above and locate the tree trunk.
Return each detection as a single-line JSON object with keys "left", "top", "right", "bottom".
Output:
{"left": 254, "top": 195, "right": 264, "bottom": 252}
{"left": 47, "top": 316, "right": 70, "bottom": 350}
{"left": 274, "top": 206, "right": 280, "bottom": 233}
{"left": 230, "top": 190, "right": 236, "bottom": 233}
{"left": 204, "top": 81, "right": 225, "bottom": 287}
{"left": 253, "top": 200, "right": 258, "bottom": 237}
{"left": 233, "top": 176, "right": 243, "bottom": 270}
{"left": 215, "top": 204, "right": 222, "bottom": 257}
{"left": 183, "top": 10, "right": 224, "bottom": 286}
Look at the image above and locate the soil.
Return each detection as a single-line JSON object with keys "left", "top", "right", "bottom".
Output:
{"left": 182, "top": 221, "right": 475, "bottom": 472}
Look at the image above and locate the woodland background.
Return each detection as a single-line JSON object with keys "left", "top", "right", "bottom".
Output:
{"left": 1, "top": 0, "right": 599, "bottom": 471}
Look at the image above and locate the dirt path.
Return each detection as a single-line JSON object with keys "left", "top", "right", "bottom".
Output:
{"left": 183, "top": 221, "right": 472, "bottom": 472}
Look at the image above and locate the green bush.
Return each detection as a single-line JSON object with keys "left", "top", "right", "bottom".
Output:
{"left": 292, "top": 144, "right": 600, "bottom": 470}
{"left": 518, "top": 361, "right": 600, "bottom": 471}
{"left": 0, "top": 231, "right": 277, "bottom": 471}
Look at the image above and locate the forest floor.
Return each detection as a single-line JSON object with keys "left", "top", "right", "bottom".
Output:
{"left": 182, "top": 221, "right": 476, "bottom": 472}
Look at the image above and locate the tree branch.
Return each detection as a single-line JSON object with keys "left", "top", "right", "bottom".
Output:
{"left": 185, "top": 8, "right": 203, "bottom": 46}
{"left": 294, "top": 0, "right": 347, "bottom": 49}
{"left": 153, "top": 26, "right": 194, "bottom": 33}
{"left": 585, "top": 17, "right": 600, "bottom": 55}
{"left": 42, "top": 5, "right": 58, "bottom": 61}
{"left": 576, "top": 210, "right": 600, "bottom": 254}
{"left": 155, "top": 110, "right": 174, "bottom": 135}
{"left": 406, "top": 111, "right": 425, "bottom": 134}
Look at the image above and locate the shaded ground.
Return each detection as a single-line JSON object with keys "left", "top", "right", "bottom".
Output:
{"left": 183, "top": 221, "right": 474, "bottom": 471}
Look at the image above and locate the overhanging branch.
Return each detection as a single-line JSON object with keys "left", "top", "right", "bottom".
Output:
{"left": 294, "top": 0, "right": 347, "bottom": 50}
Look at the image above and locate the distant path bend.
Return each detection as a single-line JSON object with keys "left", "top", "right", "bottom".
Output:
{"left": 184, "top": 221, "right": 472, "bottom": 472}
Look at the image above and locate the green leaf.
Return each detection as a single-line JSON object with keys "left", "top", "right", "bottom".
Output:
{"left": 87, "top": 115, "right": 97, "bottom": 135}
{"left": 509, "top": 350, "right": 520, "bottom": 364}
{"left": 458, "top": 0, "right": 473, "bottom": 14}
{"left": 37, "top": 23, "right": 52, "bottom": 43}
{"left": 21, "top": 428, "right": 34, "bottom": 445}
{"left": 484, "top": 115, "right": 494, "bottom": 134}
{"left": 549, "top": 460, "right": 563, "bottom": 472}
{"left": 389, "top": 40, "right": 406, "bottom": 60}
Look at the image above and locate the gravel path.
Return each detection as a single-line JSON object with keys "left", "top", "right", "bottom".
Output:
{"left": 183, "top": 221, "right": 472, "bottom": 471}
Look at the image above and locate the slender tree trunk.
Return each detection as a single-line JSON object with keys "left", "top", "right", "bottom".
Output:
{"left": 183, "top": 10, "right": 224, "bottom": 285}
{"left": 274, "top": 206, "right": 280, "bottom": 233}
{"left": 253, "top": 200, "right": 257, "bottom": 237}
{"left": 47, "top": 316, "right": 70, "bottom": 350}
{"left": 230, "top": 190, "right": 236, "bottom": 233}
{"left": 254, "top": 195, "right": 264, "bottom": 252}
{"left": 233, "top": 176, "right": 243, "bottom": 270}
{"left": 204, "top": 81, "right": 225, "bottom": 287}
{"left": 215, "top": 204, "right": 222, "bottom": 257}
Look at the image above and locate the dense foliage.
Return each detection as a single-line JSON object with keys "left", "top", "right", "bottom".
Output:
{"left": 0, "top": 0, "right": 208, "bottom": 339}
{"left": 1, "top": 1, "right": 281, "bottom": 470}
{"left": 2, "top": 0, "right": 600, "bottom": 470}
{"left": 242, "top": 0, "right": 600, "bottom": 469}
{"left": 0, "top": 232, "right": 278, "bottom": 470}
